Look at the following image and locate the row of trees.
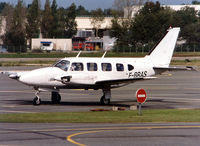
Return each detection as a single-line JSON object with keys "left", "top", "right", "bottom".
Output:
{"left": 111, "top": 0, "right": 200, "bottom": 52}
{"left": 1, "top": 0, "right": 200, "bottom": 52}
{"left": 1, "top": 0, "right": 77, "bottom": 52}
{"left": 0, "top": 0, "right": 115, "bottom": 52}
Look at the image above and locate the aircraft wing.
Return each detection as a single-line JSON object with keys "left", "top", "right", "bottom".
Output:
{"left": 95, "top": 77, "right": 157, "bottom": 86}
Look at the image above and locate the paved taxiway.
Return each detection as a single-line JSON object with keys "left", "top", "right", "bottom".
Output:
{"left": 0, "top": 66, "right": 200, "bottom": 146}
{"left": 1, "top": 123, "right": 200, "bottom": 146}
{"left": 0, "top": 66, "right": 200, "bottom": 113}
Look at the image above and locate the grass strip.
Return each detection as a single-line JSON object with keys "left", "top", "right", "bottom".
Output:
{"left": 1, "top": 52, "right": 200, "bottom": 58}
{"left": 0, "top": 109, "right": 200, "bottom": 123}
{"left": 171, "top": 59, "right": 200, "bottom": 66}
{"left": 0, "top": 60, "right": 56, "bottom": 66}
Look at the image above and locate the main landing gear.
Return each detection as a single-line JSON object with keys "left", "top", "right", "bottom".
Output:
{"left": 32, "top": 91, "right": 61, "bottom": 105}
{"left": 100, "top": 88, "right": 111, "bottom": 105}
{"left": 51, "top": 92, "right": 61, "bottom": 104}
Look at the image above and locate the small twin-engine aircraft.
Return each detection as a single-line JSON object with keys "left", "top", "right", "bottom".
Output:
{"left": 1, "top": 27, "right": 193, "bottom": 105}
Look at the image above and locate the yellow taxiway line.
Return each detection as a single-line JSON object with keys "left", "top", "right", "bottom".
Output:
{"left": 66, "top": 125, "right": 200, "bottom": 146}
{"left": 67, "top": 130, "right": 110, "bottom": 146}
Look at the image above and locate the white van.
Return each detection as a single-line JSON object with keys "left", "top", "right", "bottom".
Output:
{"left": 40, "top": 42, "right": 53, "bottom": 51}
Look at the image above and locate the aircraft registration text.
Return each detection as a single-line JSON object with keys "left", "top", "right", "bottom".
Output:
{"left": 128, "top": 71, "right": 147, "bottom": 78}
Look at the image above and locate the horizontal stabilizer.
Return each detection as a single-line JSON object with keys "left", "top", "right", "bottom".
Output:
{"left": 153, "top": 66, "right": 196, "bottom": 71}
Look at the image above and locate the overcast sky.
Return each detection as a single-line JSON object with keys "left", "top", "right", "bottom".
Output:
{"left": 0, "top": 0, "right": 196, "bottom": 10}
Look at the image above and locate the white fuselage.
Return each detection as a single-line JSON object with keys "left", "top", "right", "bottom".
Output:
{"left": 18, "top": 57, "right": 156, "bottom": 89}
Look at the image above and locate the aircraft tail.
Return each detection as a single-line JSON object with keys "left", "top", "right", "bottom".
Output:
{"left": 144, "top": 27, "right": 180, "bottom": 67}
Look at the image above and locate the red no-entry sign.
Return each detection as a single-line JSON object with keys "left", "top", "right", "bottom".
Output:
{"left": 136, "top": 88, "right": 147, "bottom": 104}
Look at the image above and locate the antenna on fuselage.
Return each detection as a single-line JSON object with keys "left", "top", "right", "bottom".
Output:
{"left": 76, "top": 51, "right": 82, "bottom": 58}
{"left": 101, "top": 51, "right": 107, "bottom": 58}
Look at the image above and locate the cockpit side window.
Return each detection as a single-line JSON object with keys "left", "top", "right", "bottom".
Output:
{"left": 128, "top": 64, "right": 134, "bottom": 71}
{"left": 71, "top": 62, "right": 84, "bottom": 71}
{"left": 54, "top": 60, "right": 70, "bottom": 71}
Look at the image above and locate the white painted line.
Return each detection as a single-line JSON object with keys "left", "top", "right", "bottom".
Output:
{"left": 138, "top": 94, "right": 146, "bottom": 98}
{"left": 149, "top": 97, "right": 200, "bottom": 101}
{"left": 0, "top": 110, "right": 36, "bottom": 113}
{"left": 0, "top": 90, "right": 33, "bottom": 93}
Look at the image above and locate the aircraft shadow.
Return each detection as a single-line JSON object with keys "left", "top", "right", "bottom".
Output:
{"left": 3, "top": 99, "right": 185, "bottom": 109}
{"left": 10, "top": 99, "right": 136, "bottom": 107}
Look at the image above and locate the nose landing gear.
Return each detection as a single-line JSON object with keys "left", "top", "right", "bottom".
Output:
{"left": 32, "top": 90, "right": 61, "bottom": 105}
{"left": 33, "top": 91, "right": 41, "bottom": 105}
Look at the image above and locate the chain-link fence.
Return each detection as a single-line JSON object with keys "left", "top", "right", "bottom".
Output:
{"left": 175, "top": 44, "right": 200, "bottom": 52}
{"left": 113, "top": 43, "right": 200, "bottom": 53}
{"left": 1, "top": 45, "right": 27, "bottom": 53}
{"left": 1, "top": 44, "right": 200, "bottom": 53}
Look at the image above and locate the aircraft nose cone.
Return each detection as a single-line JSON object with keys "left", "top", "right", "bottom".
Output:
{"left": 19, "top": 74, "right": 32, "bottom": 85}
{"left": 18, "top": 69, "right": 45, "bottom": 85}
{"left": 18, "top": 67, "right": 65, "bottom": 86}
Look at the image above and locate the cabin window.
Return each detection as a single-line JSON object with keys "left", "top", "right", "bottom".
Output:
{"left": 87, "top": 63, "right": 97, "bottom": 71}
{"left": 101, "top": 63, "right": 112, "bottom": 71}
{"left": 71, "top": 62, "right": 84, "bottom": 71}
{"left": 54, "top": 60, "right": 70, "bottom": 71}
{"left": 128, "top": 64, "right": 134, "bottom": 71}
{"left": 116, "top": 63, "right": 124, "bottom": 71}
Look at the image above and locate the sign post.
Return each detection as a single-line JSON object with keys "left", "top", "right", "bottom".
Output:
{"left": 136, "top": 88, "right": 147, "bottom": 116}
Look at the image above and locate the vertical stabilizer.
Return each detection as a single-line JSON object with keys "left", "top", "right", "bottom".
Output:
{"left": 145, "top": 27, "right": 180, "bottom": 67}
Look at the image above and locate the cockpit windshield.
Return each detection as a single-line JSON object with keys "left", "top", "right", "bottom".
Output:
{"left": 54, "top": 60, "right": 70, "bottom": 71}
